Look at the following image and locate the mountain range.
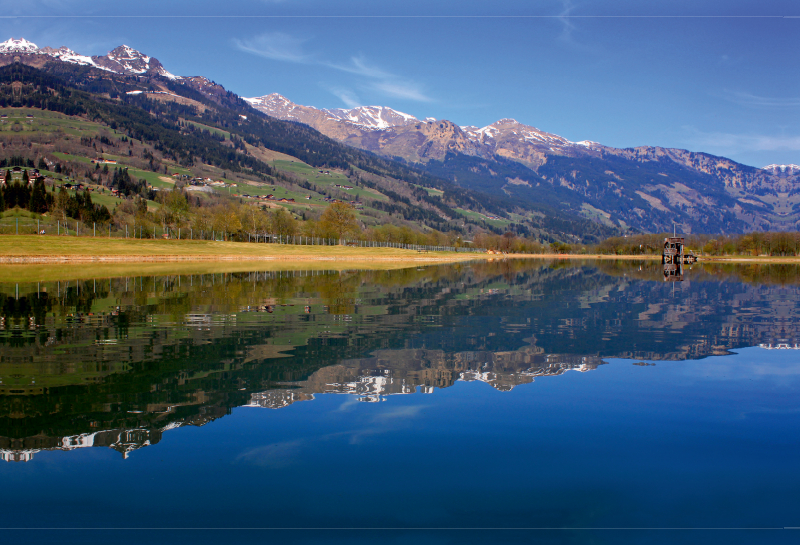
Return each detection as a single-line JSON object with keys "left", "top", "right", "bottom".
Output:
{"left": 246, "top": 93, "right": 800, "bottom": 234}
{"left": 2, "top": 36, "right": 797, "bottom": 235}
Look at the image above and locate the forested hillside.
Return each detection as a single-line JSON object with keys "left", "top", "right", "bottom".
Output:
{"left": 0, "top": 62, "right": 618, "bottom": 243}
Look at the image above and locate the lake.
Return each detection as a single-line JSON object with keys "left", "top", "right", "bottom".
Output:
{"left": 0, "top": 260, "right": 798, "bottom": 544}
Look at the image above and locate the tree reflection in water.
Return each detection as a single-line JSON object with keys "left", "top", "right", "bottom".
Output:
{"left": 0, "top": 259, "right": 797, "bottom": 460}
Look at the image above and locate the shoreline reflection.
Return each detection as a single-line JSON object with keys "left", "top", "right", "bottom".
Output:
{"left": 0, "top": 260, "right": 797, "bottom": 461}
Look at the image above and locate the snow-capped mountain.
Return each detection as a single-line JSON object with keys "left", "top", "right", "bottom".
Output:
{"left": 244, "top": 93, "right": 309, "bottom": 121}
{"left": 37, "top": 45, "right": 98, "bottom": 67}
{"left": 461, "top": 118, "right": 573, "bottom": 151}
{"left": 324, "top": 105, "right": 418, "bottom": 130}
{"left": 0, "top": 37, "right": 175, "bottom": 79}
{"left": 245, "top": 93, "right": 418, "bottom": 130}
{"left": 245, "top": 93, "right": 596, "bottom": 164}
{"left": 94, "top": 44, "right": 176, "bottom": 79}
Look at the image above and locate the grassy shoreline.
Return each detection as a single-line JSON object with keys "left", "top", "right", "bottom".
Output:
{"left": 0, "top": 235, "right": 477, "bottom": 260}
{"left": 1, "top": 235, "right": 798, "bottom": 263}
{"left": 0, "top": 236, "right": 798, "bottom": 283}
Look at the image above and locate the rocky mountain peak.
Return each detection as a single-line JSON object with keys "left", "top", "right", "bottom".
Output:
{"left": 38, "top": 45, "right": 77, "bottom": 57}
{"left": 97, "top": 44, "right": 175, "bottom": 79}
{"left": 108, "top": 45, "right": 149, "bottom": 62}
{"left": 323, "top": 105, "right": 418, "bottom": 130}
{"left": 0, "top": 37, "right": 176, "bottom": 79}
{"left": 492, "top": 118, "right": 522, "bottom": 126}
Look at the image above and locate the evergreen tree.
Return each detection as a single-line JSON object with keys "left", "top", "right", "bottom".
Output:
{"left": 22, "top": 169, "right": 29, "bottom": 183}
{"left": 0, "top": 181, "right": 5, "bottom": 212}
{"left": 37, "top": 157, "right": 47, "bottom": 170}
{"left": 28, "top": 177, "right": 47, "bottom": 214}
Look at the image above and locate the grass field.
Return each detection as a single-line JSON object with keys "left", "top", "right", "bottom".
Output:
{"left": 454, "top": 207, "right": 511, "bottom": 227}
{"left": 0, "top": 235, "right": 485, "bottom": 281}
{"left": 0, "top": 235, "right": 476, "bottom": 257}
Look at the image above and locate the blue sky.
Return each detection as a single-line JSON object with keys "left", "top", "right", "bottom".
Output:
{"left": 2, "top": 0, "right": 798, "bottom": 167}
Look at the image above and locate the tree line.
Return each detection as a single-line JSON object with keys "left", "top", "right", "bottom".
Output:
{"left": 593, "top": 232, "right": 800, "bottom": 257}
{"left": 0, "top": 170, "right": 111, "bottom": 224}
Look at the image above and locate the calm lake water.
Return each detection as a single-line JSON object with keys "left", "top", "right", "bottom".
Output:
{"left": 0, "top": 260, "right": 798, "bottom": 544}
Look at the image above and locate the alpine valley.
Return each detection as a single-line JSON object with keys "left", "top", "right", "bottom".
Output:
{"left": 1, "top": 37, "right": 797, "bottom": 239}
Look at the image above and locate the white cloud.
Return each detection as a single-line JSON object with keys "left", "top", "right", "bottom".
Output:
{"left": 369, "top": 80, "right": 432, "bottom": 102}
{"left": 328, "top": 87, "right": 362, "bottom": 109}
{"left": 236, "top": 33, "right": 432, "bottom": 104}
{"left": 326, "top": 56, "right": 393, "bottom": 79}
{"left": 327, "top": 56, "right": 432, "bottom": 103}
{"left": 233, "top": 32, "right": 312, "bottom": 64}
{"left": 236, "top": 439, "right": 306, "bottom": 468}
{"left": 719, "top": 90, "right": 800, "bottom": 108}
{"left": 557, "top": 0, "right": 577, "bottom": 44}
{"left": 370, "top": 405, "right": 425, "bottom": 422}
{"left": 682, "top": 126, "right": 800, "bottom": 157}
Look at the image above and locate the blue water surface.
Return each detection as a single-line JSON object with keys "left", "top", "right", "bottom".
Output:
{"left": 2, "top": 346, "right": 798, "bottom": 544}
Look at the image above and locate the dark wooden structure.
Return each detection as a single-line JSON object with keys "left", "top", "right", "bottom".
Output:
{"left": 663, "top": 263, "right": 684, "bottom": 282}
{"left": 662, "top": 237, "right": 697, "bottom": 265}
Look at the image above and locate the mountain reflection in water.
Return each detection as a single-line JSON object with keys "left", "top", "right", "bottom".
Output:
{"left": 0, "top": 260, "right": 797, "bottom": 462}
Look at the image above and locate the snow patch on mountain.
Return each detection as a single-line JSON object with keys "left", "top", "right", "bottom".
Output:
{"left": 244, "top": 93, "right": 306, "bottom": 121}
{"left": 762, "top": 164, "right": 800, "bottom": 174}
{"left": 0, "top": 37, "right": 39, "bottom": 53}
{"left": 244, "top": 91, "right": 608, "bottom": 155}
{"left": 323, "top": 105, "right": 418, "bottom": 130}
{"left": 0, "top": 37, "right": 176, "bottom": 79}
